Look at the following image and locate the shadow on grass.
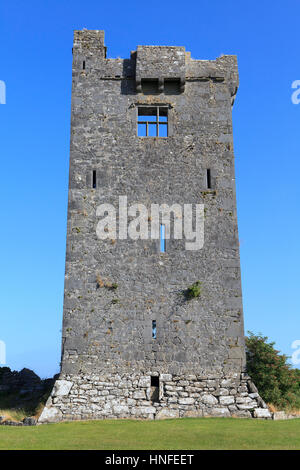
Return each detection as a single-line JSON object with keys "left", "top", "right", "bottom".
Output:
{"left": 0, "top": 367, "right": 56, "bottom": 420}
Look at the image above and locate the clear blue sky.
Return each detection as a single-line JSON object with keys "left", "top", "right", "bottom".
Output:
{"left": 0, "top": 0, "right": 299, "bottom": 378}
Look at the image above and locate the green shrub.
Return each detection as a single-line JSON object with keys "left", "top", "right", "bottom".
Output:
{"left": 185, "top": 281, "right": 201, "bottom": 300}
{"left": 246, "top": 332, "right": 300, "bottom": 409}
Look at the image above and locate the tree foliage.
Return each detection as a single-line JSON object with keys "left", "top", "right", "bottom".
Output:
{"left": 245, "top": 332, "right": 300, "bottom": 409}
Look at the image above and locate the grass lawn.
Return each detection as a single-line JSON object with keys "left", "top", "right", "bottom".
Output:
{"left": 0, "top": 417, "right": 300, "bottom": 450}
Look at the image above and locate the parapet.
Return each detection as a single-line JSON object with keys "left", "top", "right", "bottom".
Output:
{"left": 136, "top": 46, "right": 186, "bottom": 93}
{"left": 72, "top": 29, "right": 239, "bottom": 101}
{"left": 73, "top": 29, "right": 106, "bottom": 57}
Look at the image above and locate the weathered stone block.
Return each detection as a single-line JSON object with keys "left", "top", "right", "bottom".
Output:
{"left": 178, "top": 398, "right": 195, "bottom": 405}
{"left": 113, "top": 405, "right": 129, "bottom": 415}
{"left": 51, "top": 380, "right": 73, "bottom": 397}
{"left": 156, "top": 409, "right": 179, "bottom": 420}
{"left": 219, "top": 396, "right": 235, "bottom": 405}
{"left": 253, "top": 409, "right": 272, "bottom": 419}
{"left": 160, "top": 374, "right": 172, "bottom": 382}
{"left": 132, "top": 406, "right": 156, "bottom": 415}
{"left": 237, "top": 402, "right": 257, "bottom": 410}
{"left": 138, "top": 376, "right": 150, "bottom": 388}
{"left": 182, "top": 410, "right": 204, "bottom": 418}
{"left": 38, "top": 407, "right": 63, "bottom": 423}
{"left": 133, "top": 390, "right": 146, "bottom": 399}
{"left": 201, "top": 394, "right": 218, "bottom": 406}
{"left": 209, "top": 407, "right": 230, "bottom": 417}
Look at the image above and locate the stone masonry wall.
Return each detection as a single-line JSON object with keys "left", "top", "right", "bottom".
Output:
{"left": 39, "top": 372, "right": 271, "bottom": 422}
{"left": 39, "top": 30, "right": 270, "bottom": 422}
{"left": 60, "top": 30, "right": 245, "bottom": 377}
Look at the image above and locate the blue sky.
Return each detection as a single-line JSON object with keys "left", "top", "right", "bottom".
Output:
{"left": 0, "top": 0, "right": 299, "bottom": 378}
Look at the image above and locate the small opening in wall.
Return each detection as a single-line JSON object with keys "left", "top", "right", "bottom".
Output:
{"left": 150, "top": 376, "right": 159, "bottom": 402}
{"left": 164, "top": 79, "right": 180, "bottom": 95}
{"left": 151, "top": 376, "right": 159, "bottom": 387}
{"left": 92, "top": 170, "right": 97, "bottom": 189}
{"left": 207, "top": 169, "right": 212, "bottom": 189}
{"left": 141, "top": 79, "right": 159, "bottom": 95}
{"left": 152, "top": 320, "right": 157, "bottom": 339}
{"left": 83, "top": 60, "right": 85, "bottom": 70}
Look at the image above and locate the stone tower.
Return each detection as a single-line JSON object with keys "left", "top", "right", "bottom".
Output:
{"left": 39, "top": 30, "right": 271, "bottom": 422}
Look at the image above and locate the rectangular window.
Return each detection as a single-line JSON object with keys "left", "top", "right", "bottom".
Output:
{"left": 138, "top": 107, "right": 168, "bottom": 137}
{"left": 160, "top": 224, "right": 166, "bottom": 252}
{"left": 152, "top": 320, "right": 157, "bottom": 339}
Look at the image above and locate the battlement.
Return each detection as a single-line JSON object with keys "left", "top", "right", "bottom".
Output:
{"left": 72, "top": 29, "right": 238, "bottom": 102}
{"left": 73, "top": 29, "right": 106, "bottom": 53}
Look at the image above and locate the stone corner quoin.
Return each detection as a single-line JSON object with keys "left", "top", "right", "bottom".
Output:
{"left": 38, "top": 29, "right": 271, "bottom": 423}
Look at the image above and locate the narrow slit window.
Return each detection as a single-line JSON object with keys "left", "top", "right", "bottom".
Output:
{"left": 160, "top": 224, "right": 166, "bottom": 252}
{"left": 138, "top": 107, "right": 168, "bottom": 137}
{"left": 207, "top": 169, "right": 212, "bottom": 189}
{"left": 152, "top": 320, "right": 156, "bottom": 339}
{"left": 92, "top": 170, "right": 97, "bottom": 189}
{"left": 83, "top": 60, "right": 85, "bottom": 70}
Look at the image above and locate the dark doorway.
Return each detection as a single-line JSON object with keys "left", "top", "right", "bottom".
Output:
{"left": 150, "top": 376, "right": 159, "bottom": 403}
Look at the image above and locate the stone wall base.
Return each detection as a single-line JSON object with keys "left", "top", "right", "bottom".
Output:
{"left": 38, "top": 372, "right": 272, "bottom": 423}
{"left": 272, "top": 411, "right": 300, "bottom": 420}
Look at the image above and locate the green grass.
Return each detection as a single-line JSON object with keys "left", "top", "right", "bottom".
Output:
{"left": 0, "top": 418, "right": 300, "bottom": 450}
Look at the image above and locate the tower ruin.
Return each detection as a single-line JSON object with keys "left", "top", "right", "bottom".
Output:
{"left": 39, "top": 30, "right": 271, "bottom": 422}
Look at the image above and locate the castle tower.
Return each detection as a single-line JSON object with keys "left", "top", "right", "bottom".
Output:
{"left": 39, "top": 30, "right": 271, "bottom": 422}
